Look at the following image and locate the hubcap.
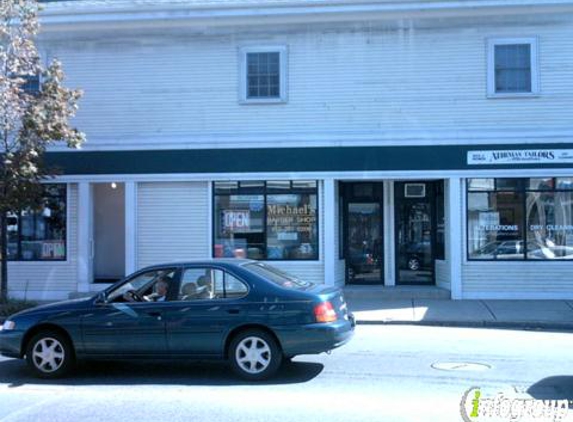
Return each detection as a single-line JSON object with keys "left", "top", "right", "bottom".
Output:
{"left": 408, "top": 259, "right": 420, "bottom": 271}
{"left": 235, "top": 336, "right": 271, "bottom": 374}
{"left": 32, "top": 337, "right": 65, "bottom": 373}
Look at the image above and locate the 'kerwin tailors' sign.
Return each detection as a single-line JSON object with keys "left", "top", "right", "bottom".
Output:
{"left": 468, "top": 149, "right": 573, "bottom": 165}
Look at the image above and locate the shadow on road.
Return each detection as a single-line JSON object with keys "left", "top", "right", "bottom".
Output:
{"left": 0, "top": 358, "right": 324, "bottom": 388}
{"left": 527, "top": 376, "right": 573, "bottom": 408}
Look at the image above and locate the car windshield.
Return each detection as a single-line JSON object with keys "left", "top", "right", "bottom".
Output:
{"left": 244, "top": 262, "right": 313, "bottom": 290}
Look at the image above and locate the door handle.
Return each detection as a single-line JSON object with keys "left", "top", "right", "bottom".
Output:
{"left": 226, "top": 309, "right": 240, "bottom": 315}
{"left": 147, "top": 311, "right": 162, "bottom": 318}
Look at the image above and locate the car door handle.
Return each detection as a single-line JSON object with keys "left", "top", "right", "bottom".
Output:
{"left": 226, "top": 309, "right": 240, "bottom": 315}
{"left": 147, "top": 311, "right": 162, "bottom": 318}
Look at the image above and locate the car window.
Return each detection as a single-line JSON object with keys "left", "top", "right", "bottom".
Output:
{"left": 225, "top": 273, "right": 248, "bottom": 298}
{"left": 178, "top": 267, "right": 248, "bottom": 301}
{"left": 244, "top": 262, "right": 312, "bottom": 290}
{"left": 179, "top": 268, "right": 217, "bottom": 300}
{"left": 107, "top": 269, "right": 176, "bottom": 302}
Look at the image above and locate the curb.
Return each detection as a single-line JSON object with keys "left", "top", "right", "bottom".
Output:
{"left": 355, "top": 319, "right": 573, "bottom": 331}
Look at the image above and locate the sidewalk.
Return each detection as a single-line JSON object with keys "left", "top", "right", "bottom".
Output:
{"left": 346, "top": 295, "right": 573, "bottom": 330}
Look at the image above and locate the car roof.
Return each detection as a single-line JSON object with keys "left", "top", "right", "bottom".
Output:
{"left": 140, "top": 259, "right": 256, "bottom": 271}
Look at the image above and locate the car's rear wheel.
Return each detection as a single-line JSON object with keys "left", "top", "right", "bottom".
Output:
{"left": 229, "top": 329, "right": 282, "bottom": 381}
{"left": 407, "top": 257, "right": 420, "bottom": 271}
{"left": 25, "top": 330, "right": 75, "bottom": 379}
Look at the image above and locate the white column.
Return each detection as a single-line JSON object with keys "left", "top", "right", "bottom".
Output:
{"left": 125, "top": 182, "right": 137, "bottom": 275}
{"left": 323, "top": 179, "right": 337, "bottom": 286}
{"left": 383, "top": 180, "right": 395, "bottom": 286}
{"left": 447, "top": 177, "right": 463, "bottom": 300}
{"left": 77, "top": 182, "right": 93, "bottom": 293}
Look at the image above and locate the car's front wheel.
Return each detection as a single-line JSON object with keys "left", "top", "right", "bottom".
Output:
{"left": 229, "top": 329, "right": 282, "bottom": 381}
{"left": 25, "top": 330, "right": 75, "bottom": 379}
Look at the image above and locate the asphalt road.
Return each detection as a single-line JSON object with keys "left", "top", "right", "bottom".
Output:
{"left": 0, "top": 325, "right": 572, "bottom": 422}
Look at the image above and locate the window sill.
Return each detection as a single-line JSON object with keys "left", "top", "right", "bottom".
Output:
{"left": 487, "top": 92, "right": 540, "bottom": 99}
{"left": 239, "top": 97, "right": 287, "bottom": 105}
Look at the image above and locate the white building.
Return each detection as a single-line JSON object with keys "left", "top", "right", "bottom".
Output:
{"left": 8, "top": 0, "right": 573, "bottom": 300}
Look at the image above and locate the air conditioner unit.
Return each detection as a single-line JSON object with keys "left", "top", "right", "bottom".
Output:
{"left": 404, "top": 183, "right": 426, "bottom": 198}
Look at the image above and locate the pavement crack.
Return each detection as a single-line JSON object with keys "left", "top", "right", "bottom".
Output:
{"left": 480, "top": 300, "right": 497, "bottom": 321}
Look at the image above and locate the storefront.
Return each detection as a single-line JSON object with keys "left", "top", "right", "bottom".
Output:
{"left": 4, "top": 144, "right": 573, "bottom": 300}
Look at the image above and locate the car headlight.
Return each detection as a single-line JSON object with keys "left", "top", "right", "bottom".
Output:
{"left": 1, "top": 320, "right": 16, "bottom": 331}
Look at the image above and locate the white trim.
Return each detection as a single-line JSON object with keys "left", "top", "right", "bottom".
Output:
{"left": 448, "top": 177, "right": 463, "bottom": 299}
{"left": 77, "top": 182, "right": 93, "bottom": 292}
{"left": 463, "top": 292, "right": 573, "bottom": 300}
{"left": 323, "top": 179, "right": 337, "bottom": 286}
{"left": 48, "top": 130, "right": 573, "bottom": 152}
{"left": 39, "top": 1, "right": 573, "bottom": 28}
{"left": 383, "top": 180, "right": 395, "bottom": 287}
{"left": 49, "top": 168, "right": 573, "bottom": 184}
{"left": 207, "top": 182, "right": 213, "bottom": 257}
{"left": 239, "top": 45, "right": 288, "bottom": 104}
{"left": 486, "top": 37, "right": 540, "bottom": 98}
{"left": 125, "top": 182, "right": 137, "bottom": 275}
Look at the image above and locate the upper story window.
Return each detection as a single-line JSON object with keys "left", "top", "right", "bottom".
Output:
{"left": 239, "top": 46, "right": 288, "bottom": 104}
{"left": 487, "top": 38, "right": 539, "bottom": 98}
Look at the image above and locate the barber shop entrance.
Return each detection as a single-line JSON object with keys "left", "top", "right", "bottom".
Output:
{"left": 342, "top": 180, "right": 445, "bottom": 286}
{"left": 341, "top": 182, "right": 384, "bottom": 284}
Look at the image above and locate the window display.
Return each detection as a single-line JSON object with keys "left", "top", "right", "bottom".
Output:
{"left": 7, "top": 184, "right": 67, "bottom": 261}
{"left": 214, "top": 181, "right": 318, "bottom": 260}
{"left": 467, "top": 178, "right": 573, "bottom": 260}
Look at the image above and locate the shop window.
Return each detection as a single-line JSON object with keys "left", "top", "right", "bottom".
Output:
{"left": 467, "top": 178, "right": 573, "bottom": 261}
{"left": 7, "top": 184, "right": 67, "bottom": 261}
{"left": 526, "top": 191, "right": 573, "bottom": 259}
{"left": 213, "top": 181, "right": 318, "bottom": 261}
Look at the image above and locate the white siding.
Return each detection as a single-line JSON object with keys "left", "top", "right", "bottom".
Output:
{"left": 462, "top": 263, "right": 573, "bottom": 299}
{"left": 43, "top": 12, "right": 573, "bottom": 150}
{"left": 8, "top": 184, "right": 79, "bottom": 301}
{"left": 137, "top": 182, "right": 210, "bottom": 268}
{"left": 435, "top": 260, "right": 451, "bottom": 291}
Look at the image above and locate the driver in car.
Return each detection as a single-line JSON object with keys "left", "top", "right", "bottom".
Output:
{"left": 123, "top": 278, "right": 169, "bottom": 302}
{"left": 144, "top": 279, "right": 169, "bottom": 302}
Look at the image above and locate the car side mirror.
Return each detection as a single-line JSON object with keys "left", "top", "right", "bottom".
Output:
{"left": 95, "top": 291, "right": 108, "bottom": 305}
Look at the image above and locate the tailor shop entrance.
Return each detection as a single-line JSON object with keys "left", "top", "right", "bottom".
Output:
{"left": 341, "top": 181, "right": 445, "bottom": 285}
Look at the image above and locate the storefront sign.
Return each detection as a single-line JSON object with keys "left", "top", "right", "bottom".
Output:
{"left": 41, "top": 241, "right": 65, "bottom": 259}
{"left": 468, "top": 149, "right": 573, "bottom": 165}
{"left": 222, "top": 210, "right": 250, "bottom": 231}
{"left": 267, "top": 204, "right": 316, "bottom": 234}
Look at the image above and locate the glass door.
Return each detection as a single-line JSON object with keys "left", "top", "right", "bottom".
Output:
{"left": 347, "top": 203, "right": 383, "bottom": 284}
{"left": 342, "top": 182, "right": 384, "bottom": 285}
{"left": 395, "top": 182, "right": 436, "bottom": 285}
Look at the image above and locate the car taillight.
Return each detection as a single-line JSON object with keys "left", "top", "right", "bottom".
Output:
{"left": 314, "top": 301, "right": 337, "bottom": 323}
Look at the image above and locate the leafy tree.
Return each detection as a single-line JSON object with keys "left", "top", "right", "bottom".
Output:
{"left": 1, "top": 0, "right": 85, "bottom": 300}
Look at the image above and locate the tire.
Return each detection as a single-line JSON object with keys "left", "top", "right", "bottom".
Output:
{"left": 407, "top": 257, "right": 420, "bottom": 271}
{"left": 25, "top": 330, "right": 75, "bottom": 379}
{"left": 347, "top": 267, "right": 355, "bottom": 282}
{"left": 229, "top": 329, "right": 282, "bottom": 381}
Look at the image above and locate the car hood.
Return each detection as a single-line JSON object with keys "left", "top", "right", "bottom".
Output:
{"left": 10, "top": 297, "right": 93, "bottom": 319}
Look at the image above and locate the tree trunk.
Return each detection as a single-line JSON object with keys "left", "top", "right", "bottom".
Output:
{"left": 0, "top": 212, "right": 8, "bottom": 301}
